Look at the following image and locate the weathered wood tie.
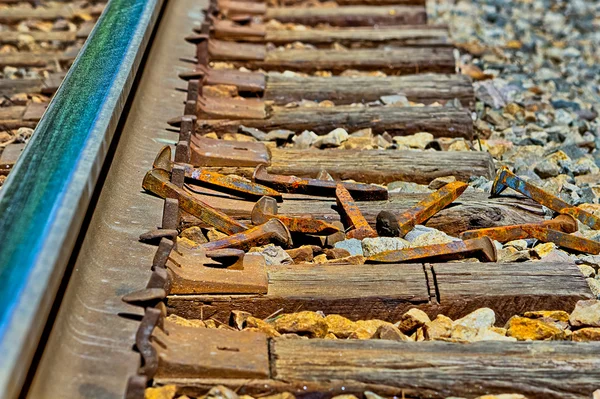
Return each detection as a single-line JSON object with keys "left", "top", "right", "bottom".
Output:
{"left": 264, "top": 73, "right": 473, "bottom": 106}
{"left": 195, "top": 103, "right": 472, "bottom": 138}
{"left": 0, "top": 4, "right": 101, "bottom": 23}
{"left": 0, "top": 30, "right": 79, "bottom": 44}
{"left": 155, "top": 338, "right": 600, "bottom": 399}
{"left": 207, "top": 20, "right": 450, "bottom": 47}
{"left": 167, "top": 262, "right": 592, "bottom": 325}
{"left": 243, "top": 0, "right": 426, "bottom": 6}
{"left": 192, "top": 68, "right": 473, "bottom": 107}
{"left": 205, "top": 40, "right": 456, "bottom": 74}
{"left": 0, "top": 103, "right": 48, "bottom": 129}
{"left": 264, "top": 6, "right": 427, "bottom": 27}
{"left": 269, "top": 339, "right": 600, "bottom": 399}
{"left": 0, "top": 48, "right": 79, "bottom": 68}
{"left": 188, "top": 140, "right": 493, "bottom": 183}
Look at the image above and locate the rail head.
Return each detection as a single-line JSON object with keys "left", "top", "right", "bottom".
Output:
{"left": 0, "top": 0, "right": 164, "bottom": 397}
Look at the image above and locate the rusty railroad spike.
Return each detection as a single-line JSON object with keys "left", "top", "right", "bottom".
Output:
{"left": 377, "top": 181, "right": 468, "bottom": 237}
{"left": 200, "top": 218, "right": 293, "bottom": 251}
{"left": 492, "top": 166, "right": 600, "bottom": 230}
{"left": 366, "top": 237, "right": 497, "bottom": 264}
{"left": 335, "top": 184, "right": 378, "bottom": 240}
{"left": 142, "top": 168, "right": 249, "bottom": 235}
{"left": 252, "top": 164, "right": 388, "bottom": 201}
{"left": 154, "top": 146, "right": 282, "bottom": 202}
{"left": 520, "top": 225, "right": 600, "bottom": 255}
{"left": 251, "top": 196, "right": 340, "bottom": 235}
{"left": 460, "top": 215, "right": 578, "bottom": 242}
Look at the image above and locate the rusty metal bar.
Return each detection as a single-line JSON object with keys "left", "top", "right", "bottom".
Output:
{"left": 492, "top": 167, "right": 600, "bottom": 230}
{"left": 142, "top": 168, "right": 248, "bottom": 235}
{"left": 253, "top": 164, "right": 388, "bottom": 200}
{"left": 460, "top": 215, "right": 578, "bottom": 242}
{"left": 251, "top": 196, "right": 340, "bottom": 235}
{"left": 377, "top": 181, "right": 467, "bottom": 237}
{"left": 522, "top": 226, "right": 600, "bottom": 255}
{"left": 366, "top": 237, "right": 497, "bottom": 263}
{"left": 200, "top": 219, "right": 292, "bottom": 251}
{"left": 336, "top": 184, "right": 378, "bottom": 239}
{"left": 154, "top": 146, "right": 282, "bottom": 201}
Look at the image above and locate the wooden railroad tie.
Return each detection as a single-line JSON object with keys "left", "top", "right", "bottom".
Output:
{"left": 183, "top": 137, "right": 493, "bottom": 184}
{"left": 201, "top": 20, "right": 451, "bottom": 48}
{"left": 215, "top": 2, "right": 428, "bottom": 27}
{"left": 150, "top": 320, "right": 600, "bottom": 399}
{"left": 191, "top": 69, "right": 474, "bottom": 107}
{"left": 203, "top": 39, "right": 456, "bottom": 74}
{"left": 194, "top": 101, "right": 472, "bottom": 138}
{"left": 165, "top": 261, "right": 592, "bottom": 326}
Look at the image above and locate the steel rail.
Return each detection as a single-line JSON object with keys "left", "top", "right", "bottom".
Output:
{"left": 0, "top": 0, "right": 164, "bottom": 397}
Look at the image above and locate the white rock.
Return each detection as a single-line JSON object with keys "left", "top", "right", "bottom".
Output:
{"left": 409, "top": 230, "right": 461, "bottom": 247}
{"left": 312, "top": 128, "right": 349, "bottom": 148}
{"left": 404, "top": 225, "right": 438, "bottom": 241}
{"left": 361, "top": 237, "right": 408, "bottom": 257}
{"left": 504, "top": 239, "right": 528, "bottom": 251}
{"left": 570, "top": 299, "right": 600, "bottom": 327}
{"left": 579, "top": 264, "right": 596, "bottom": 278}
{"left": 393, "top": 132, "right": 434, "bottom": 149}
{"left": 453, "top": 308, "right": 496, "bottom": 330}
{"left": 292, "top": 130, "right": 318, "bottom": 149}
{"left": 249, "top": 244, "right": 293, "bottom": 265}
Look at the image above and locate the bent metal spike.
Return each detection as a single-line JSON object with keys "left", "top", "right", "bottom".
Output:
{"left": 142, "top": 168, "right": 249, "bottom": 235}
{"left": 253, "top": 164, "right": 388, "bottom": 201}
{"left": 154, "top": 146, "right": 282, "bottom": 202}
{"left": 366, "top": 237, "right": 497, "bottom": 264}
{"left": 200, "top": 219, "right": 293, "bottom": 251}
{"left": 460, "top": 215, "right": 578, "bottom": 242}
{"left": 251, "top": 196, "right": 341, "bottom": 235}
{"left": 377, "top": 181, "right": 468, "bottom": 237}
{"left": 492, "top": 166, "right": 600, "bottom": 230}
{"left": 521, "top": 225, "right": 600, "bottom": 255}
{"left": 335, "top": 184, "right": 378, "bottom": 240}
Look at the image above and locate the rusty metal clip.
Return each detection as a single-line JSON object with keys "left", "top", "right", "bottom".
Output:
{"left": 492, "top": 166, "right": 600, "bottom": 230}
{"left": 200, "top": 218, "right": 293, "bottom": 251}
{"left": 251, "top": 196, "right": 340, "bottom": 235}
{"left": 168, "top": 249, "right": 269, "bottom": 294}
{"left": 377, "top": 181, "right": 468, "bottom": 237}
{"left": 336, "top": 184, "right": 378, "bottom": 240}
{"left": 253, "top": 164, "right": 388, "bottom": 200}
{"left": 366, "top": 237, "right": 497, "bottom": 263}
{"left": 191, "top": 136, "right": 271, "bottom": 168}
{"left": 154, "top": 146, "right": 282, "bottom": 202}
{"left": 521, "top": 225, "right": 600, "bottom": 255}
{"left": 142, "top": 168, "right": 248, "bottom": 235}
{"left": 460, "top": 215, "right": 578, "bottom": 242}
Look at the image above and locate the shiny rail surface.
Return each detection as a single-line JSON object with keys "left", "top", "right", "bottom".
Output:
{"left": 0, "top": 0, "right": 163, "bottom": 397}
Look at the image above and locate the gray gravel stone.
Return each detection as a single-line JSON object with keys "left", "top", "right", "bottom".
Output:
{"left": 334, "top": 239, "right": 364, "bottom": 256}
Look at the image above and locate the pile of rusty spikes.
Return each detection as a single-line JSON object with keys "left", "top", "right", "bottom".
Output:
{"left": 141, "top": 146, "right": 600, "bottom": 263}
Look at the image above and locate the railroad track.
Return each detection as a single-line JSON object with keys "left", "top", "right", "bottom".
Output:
{"left": 0, "top": 0, "right": 599, "bottom": 398}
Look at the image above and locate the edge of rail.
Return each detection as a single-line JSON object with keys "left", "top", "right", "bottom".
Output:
{"left": 0, "top": 0, "right": 164, "bottom": 397}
